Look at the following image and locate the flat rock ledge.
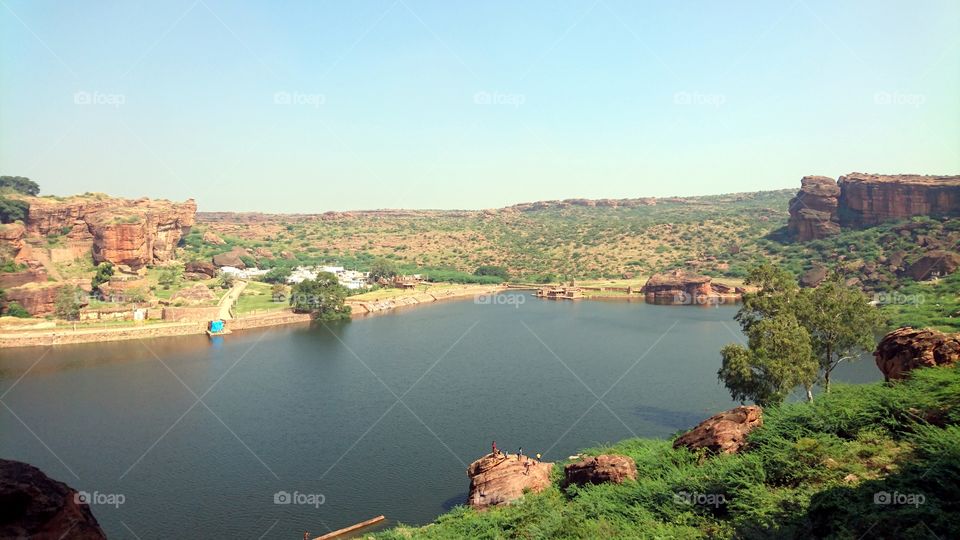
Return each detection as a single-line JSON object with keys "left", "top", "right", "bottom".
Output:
{"left": 673, "top": 405, "right": 763, "bottom": 455}
{"left": 467, "top": 453, "right": 553, "bottom": 509}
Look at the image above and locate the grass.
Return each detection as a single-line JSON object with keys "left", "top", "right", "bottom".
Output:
{"left": 234, "top": 281, "right": 288, "bottom": 314}
{"left": 375, "top": 367, "right": 960, "bottom": 539}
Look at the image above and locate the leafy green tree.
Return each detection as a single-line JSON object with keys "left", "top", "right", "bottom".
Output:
{"left": 270, "top": 283, "right": 287, "bottom": 302}
{"left": 801, "top": 276, "right": 883, "bottom": 393}
{"left": 4, "top": 301, "right": 31, "bottom": 318}
{"left": 54, "top": 285, "right": 83, "bottom": 320}
{"left": 158, "top": 264, "right": 184, "bottom": 290}
{"left": 718, "top": 313, "right": 817, "bottom": 406}
{"left": 289, "top": 272, "right": 350, "bottom": 320}
{"left": 218, "top": 273, "right": 236, "bottom": 289}
{"left": 474, "top": 265, "right": 510, "bottom": 280}
{"left": 0, "top": 197, "right": 28, "bottom": 223}
{"left": 260, "top": 266, "right": 291, "bottom": 284}
{"left": 91, "top": 262, "right": 114, "bottom": 292}
{"left": 0, "top": 176, "right": 40, "bottom": 195}
{"left": 369, "top": 258, "right": 399, "bottom": 282}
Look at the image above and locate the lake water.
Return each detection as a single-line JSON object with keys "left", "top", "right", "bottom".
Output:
{"left": 0, "top": 294, "right": 881, "bottom": 538}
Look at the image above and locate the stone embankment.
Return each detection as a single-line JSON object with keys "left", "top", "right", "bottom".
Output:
{"left": 347, "top": 285, "right": 506, "bottom": 315}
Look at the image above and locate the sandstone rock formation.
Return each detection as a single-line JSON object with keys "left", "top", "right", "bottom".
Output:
{"left": 787, "top": 176, "right": 841, "bottom": 241}
{"left": 904, "top": 250, "right": 960, "bottom": 281}
{"left": 641, "top": 269, "right": 738, "bottom": 304}
{"left": 211, "top": 247, "right": 248, "bottom": 268}
{"left": 563, "top": 454, "right": 637, "bottom": 488}
{"left": 19, "top": 195, "right": 195, "bottom": 269}
{"left": 800, "top": 264, "right": 829, "bottom": 288}
{"left": 202, "top": 230, "right": 225, "bottom": 245}
{"left": 0, "top": 459, "right": 107, "bottom": 539}
{"left": 185, "top": 260, "right": 218, "bottom": 279}
{"left": 467, "top": 453, "right": 553, "bottom": 509}
{"left": 673, "top": 405, "right": 763, "bottom": 454}
{"left": 5, "top": 282, "right": 89, "bottom": 317}
{"left": 788, "top": 173, "right": 960, "bottom": 240}
{"left": 169, "top": 284, "right": 217, "bottom": 305}
{"left": 838, "top": 173, "right": 960, "bottom": 228}
{"left": 874, "top": 327, "right": 960, "bottom": 382}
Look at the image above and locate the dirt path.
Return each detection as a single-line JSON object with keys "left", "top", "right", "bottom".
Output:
{"left": 217, "top": 280, "right": 247, "bottom": 319}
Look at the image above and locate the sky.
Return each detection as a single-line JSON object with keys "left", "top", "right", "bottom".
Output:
{"left": 1, "top": 0, "right": 958, "bottom": 212}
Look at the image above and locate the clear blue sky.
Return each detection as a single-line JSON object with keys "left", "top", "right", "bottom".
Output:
{"left": 2, "top": 0, "right": 958, "bottom": 212}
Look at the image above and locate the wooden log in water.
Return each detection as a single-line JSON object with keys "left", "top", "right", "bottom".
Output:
{"left": 314, "top": 515, "right": 386, "bottom": 540}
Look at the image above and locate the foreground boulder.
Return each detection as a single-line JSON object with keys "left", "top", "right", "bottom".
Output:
{"left": 673, "top": 406, "right": 763, "bottom": 455}
{"left": 0, "top": 459, "right": 106, "bottom": 539}
{"left": 563, "top": 454, "right": 636, "bottom": 488}
{"left": 874, "top": 327, "right": 960, "bottom": 382}
{"left": 467, "top": 453, "right": 553, "bottom": 509}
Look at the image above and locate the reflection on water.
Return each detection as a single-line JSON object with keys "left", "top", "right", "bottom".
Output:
{"left": 0, "top": 298, "right": 880, "bottom": 539}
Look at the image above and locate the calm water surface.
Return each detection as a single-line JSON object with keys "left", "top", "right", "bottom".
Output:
{"left": 0, "top": 295, "right": 880, "bottom": 538}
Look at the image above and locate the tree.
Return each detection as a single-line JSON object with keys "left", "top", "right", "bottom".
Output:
{"left": 718, "top": 313, "right": 817, "bottom": 406}
{"left": 54, "top": 285, "right": 83, "bottom": 320}
{"left": 0, "top": 197, "right": 28, "bottom": 223}
{"left": 158, "top": 264, "right": 184, "bottom": 290}
{"left": 91, "top": 262, "right": 114, "bottom": 293}
{"left": 801, "top": 276, "right": 883, "bottom": 393}
{"left": 475, "top": 265, "right": 510, "bottom": 280}
{"left": 218, "top": 273, "right": 236, "bottom": 289}
{"left": 289, "top": 272, "right": 350, "bottom": 321}
{"left": 270, "top": 283, "right": 287, "bottom": 302}
{"left": 368, "top": 258, "right": 399, "bottom": 282}
{"left": 260, "top": 266, "right": 291, "bottom": 284}
{"left": 0, "top": 176, "right": 40, "bottom": 196}
{"left": 4, "top": 301, "right": 30, "bottom": 318}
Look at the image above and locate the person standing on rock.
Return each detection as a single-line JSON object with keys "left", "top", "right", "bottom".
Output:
{"left": 536, "top": 453, "right": 541, "bottom": 463}
{"left": 492, "top": 440, "right": 498, "bottom": 456}
{"left": 517, "top": 447, "right": 523, "bottom": 460}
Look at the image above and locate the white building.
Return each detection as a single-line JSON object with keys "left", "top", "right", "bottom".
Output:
{"left": 286, "top": 266, "right": 371, "bottom": 290}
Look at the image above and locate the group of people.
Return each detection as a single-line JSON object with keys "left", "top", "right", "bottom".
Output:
{"left": 491, "top": 440, "right": 541, "bottom": 463}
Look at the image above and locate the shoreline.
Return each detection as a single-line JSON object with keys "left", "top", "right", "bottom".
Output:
{"left": 0, "top": 284, "right": 737, "bottom": 348}
{"left": 0, "top": 284, "right": 508, "bottom": 349}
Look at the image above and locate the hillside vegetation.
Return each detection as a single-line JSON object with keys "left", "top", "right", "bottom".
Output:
{"left": 377, "top": 367, "right": 960, "bottom": 539}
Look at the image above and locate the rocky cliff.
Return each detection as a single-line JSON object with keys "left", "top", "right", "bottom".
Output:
{"left": 788, "top": 173, "right": 960, "bottom": 241}
{"left": 0, "top": 459, "right": 107, "bottom": 539}
{"left": 640, "top": 269, "right": 741, "bottom": 305}
{"left": 17, "top": 195, "right": 196, "bottom": 269}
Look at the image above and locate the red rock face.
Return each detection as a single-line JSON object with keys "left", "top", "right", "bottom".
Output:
{"left": 641, "top": 269, "right": 737, "bottom": 304}
{"left": 874, "top": 327, "right": 960, "bottom": 382}
{"left": 673, "top": 405, "right": 763, "bottom": 454}
{"left": 24, "top": 196, "right": 196, "bottom": 269}
{"left": 839, "top": 173, "right": 960, "bottom": 228}
{"left": 466, "top": 453, "right": 553, "bottom": 509}
{"left": 788, "top": 173, "right": 960, "bottom": 240}
{"left": 0, "top": 459, "right": 107, "bottom": 540}
{"left": 788, "top": 176, "right": 841, "bottom": 241}
{"left": 563, "top": 454, "right": 637, "bottom": 488}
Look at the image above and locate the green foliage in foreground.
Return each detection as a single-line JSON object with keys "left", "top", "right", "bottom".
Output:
{"left": 376, "top": 368, "right": 960, "bottom": 539}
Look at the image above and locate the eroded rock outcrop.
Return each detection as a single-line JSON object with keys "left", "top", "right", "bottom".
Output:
{"left": 21, "top": 195, "right": 196, "bottom": 269}
{"left": 467, "top": 453, "right": 553, "bottom": 509}
{"left": 874, "top": 327, "right": 960, "bottom": 382}
{"left": 641, "top": 269, "right": 738, "bottom": 304}
{"left": 673, "top": 405, "right": 763, "bottom": 454}
{"left": 788, "top": 175, "right": 841, "bottom": 241}
{"left": 0, "top": 459, "right": 107, "bottom": 540}
{"left": 904, "top": 251, "right": 960, "bottom": 281}
{"left": 5, "top": 282, "right": 89, "bottom": 317}
{"left": 184, "top": 260, "right": 218, "bottom": 279}
{"left": 789, "top": 173, "right": 960, "bottom": 240}
{"left": 838, "top": 173, "right": 960, "bottom": 228}
{"left": 211, "top": 247, "right": 248, "bottom": 268}
{"left": 563, "top": 454, "right": 637, "bottom": 488}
